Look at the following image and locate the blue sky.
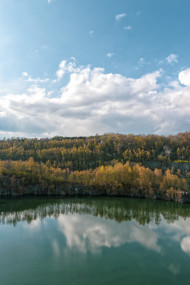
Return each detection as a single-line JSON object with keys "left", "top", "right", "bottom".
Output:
{"left": 0, "top": 0, "right": 190, "bottom": 138}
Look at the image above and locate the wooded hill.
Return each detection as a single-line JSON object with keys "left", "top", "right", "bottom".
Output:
{"left": 0, "top": 133, "right": 190, "bottom": 201}
{"left": 1, "top": 132, "right": 190, "bottom": 171}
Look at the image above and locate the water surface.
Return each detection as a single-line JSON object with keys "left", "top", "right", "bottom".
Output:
{"left": 0, "top": 197, "right": 190, "bottom": 285}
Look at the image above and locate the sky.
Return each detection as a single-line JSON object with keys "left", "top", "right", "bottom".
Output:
{"left": 0, "top": 0, "right": 190, "bottom": 138}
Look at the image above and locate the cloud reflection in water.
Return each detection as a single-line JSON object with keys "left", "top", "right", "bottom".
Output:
{"left": 57, "top": 214, "right": 161, "bottom": 254}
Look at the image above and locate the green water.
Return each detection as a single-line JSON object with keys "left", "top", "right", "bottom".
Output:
{"left": 0, "top": 197, "right": 190, "bottom": 285}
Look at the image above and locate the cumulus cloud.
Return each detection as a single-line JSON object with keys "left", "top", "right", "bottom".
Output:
{"left": 166, "top": 53, "right": 178, "bottom": 64}
{"left": 116, "top": 13, "right": 126, "bottom": 20}
{"left": 56, "top": 59, "right": 79, "bottom": 79}
{"left": 1, "top": 60, "right": 190, "bottom": 138}
{"left": 178, "top": 68, "right": 190, "bottom": 86}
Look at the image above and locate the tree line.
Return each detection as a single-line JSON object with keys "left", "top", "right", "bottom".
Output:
{"left": 0, "top": 133, "right": 190, "bottom": 171}
{"left": 0, "top": 158, "right": 188, "bottom": 200}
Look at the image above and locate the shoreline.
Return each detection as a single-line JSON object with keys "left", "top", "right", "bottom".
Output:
{"left": 1, "top": 182, "right": 190, "bottom": 203}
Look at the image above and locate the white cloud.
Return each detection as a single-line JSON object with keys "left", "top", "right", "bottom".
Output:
{"left": 56, "top": 60, "right": 79, "bottom": 79}
{"left": 22, "top": 72, "right": 49, "bottom": 83}
{"left": 166, "top": 53, "right": 178, "bottom": 64}
{"left": 22, "top": 72, "right": 28, "bottom": 77}
{"left": 27, "top": 77, "right": 49, "bottom": 83}
{"left": 56, "top": 60, "right": 67, "bottom": 79}
{"left": 106, "top": 52, "right": 114, "bottom": 58}
{"left": 116, "top": 13, "right": 126, "bottom": 20}
{"left": 124, "top": 25, "right": 132, "bottom": 30}
{"left": 178, "top": 68, "right": 190, "bottom": 86}
{"left": 1, "top": 60, "right": 190, "bottom": 138}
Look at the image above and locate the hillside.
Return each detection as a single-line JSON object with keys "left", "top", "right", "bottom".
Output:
{"left": 1, "top": 133, "right": 190, "bottom": 202}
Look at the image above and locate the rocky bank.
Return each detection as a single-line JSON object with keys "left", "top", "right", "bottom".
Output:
{"left": 0, "top": 175, "right": 190, "bottom": 203}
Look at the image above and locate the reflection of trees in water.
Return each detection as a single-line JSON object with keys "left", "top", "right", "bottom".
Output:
{"left": 0, "top": 197, "right": 190, "bottom": 226}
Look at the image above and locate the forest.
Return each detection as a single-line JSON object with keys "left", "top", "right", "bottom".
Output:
{"left": 0, "top": 132, "right": 190, "bottom": 201}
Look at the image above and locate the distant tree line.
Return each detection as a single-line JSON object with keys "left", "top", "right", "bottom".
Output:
{"left": 0, "top": 133, "right": 190, "bottom": 171}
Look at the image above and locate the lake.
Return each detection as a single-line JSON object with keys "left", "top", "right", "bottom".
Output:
{"left": 0, "top": 197, "right": 190, "bottom": 285}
